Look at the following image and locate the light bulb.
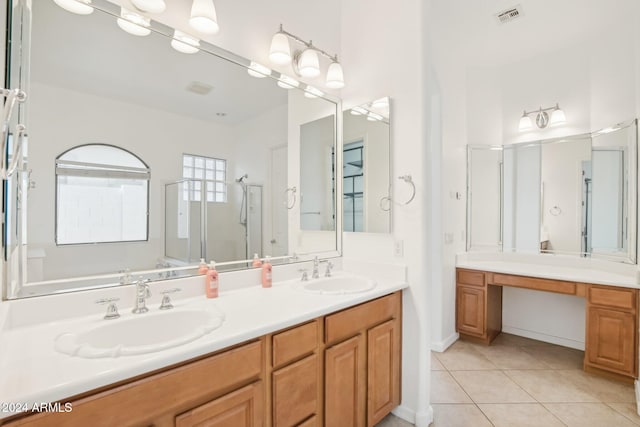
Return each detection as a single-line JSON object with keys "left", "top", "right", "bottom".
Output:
{"left": 247, "top": 62, "right": 271, "bottom": 78}
{"left": 189, "top": 0, "right": 219, "bottom": 34}
{"left": 269, "top": 32, "right": 291, "bottom": 65}
{"left": 350, "top": 107, "right": 367, "bottom": 116}
{"left": 277, "top": 75, "right": 299, "bottom": 89}
{"left": 131, "top": 0, "right": 166, "bottom": 14}
{"left": 326, "top": 61, "right": 345, "bottom": 89}
{"left": 304, "top": 86, "right": 324, "bottom": 99}
{"left": 117, "top": 8, "right": 151, "bottom": 37}
{"left": 367, "top": 112, "right": 383, "bottom": 122}
{"left": 171, "top": 30, "right": 200, "bottom": 54}
{"left": 297, "top": 48, "right": 320, "bottom": 78}
{"left": 518, "top": 112, "right": 533, "bottom": 131}
{"left": 53, "top": 0, "right": 93, "bottom": 15}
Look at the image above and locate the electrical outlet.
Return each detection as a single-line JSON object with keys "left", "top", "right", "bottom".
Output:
{"left": 394, "top": 240, "right": 404, "bottom": 257}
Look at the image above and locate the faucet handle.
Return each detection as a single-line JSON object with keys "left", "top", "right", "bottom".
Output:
{"left": 324, "top": 261, "right": 334, "bottom": 277}
{"left": 298, "top": 268, "right": 309, "bottom": 282}
{"left": 159, "top": 288, "right": 181, "bottom": 310}
{"left": 95, "top": 297, "right": 120, "bottom": 320}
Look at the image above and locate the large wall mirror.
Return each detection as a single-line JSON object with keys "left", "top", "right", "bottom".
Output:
{"left": 342, "top": 97, "right": 391, "bottom": 233}
{"left": 467, "top": 119, "right": 638, "bottom": 263}
{"left": 4, "top": 0, "right": 341, "bottom": 298}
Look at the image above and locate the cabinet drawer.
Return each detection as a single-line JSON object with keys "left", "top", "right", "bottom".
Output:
{"left": 272, "top": 320, "right": 318, "bottom": 368}
{"left": 3, "top": 341, "right": 264, "bottom": 427}
{"left": 457, "top": 269, "right": 485, "bottom": 287}
{"left": 273, "top": 354, "right": 319, "bottom": 426}
{"left": 588, "top": 285, "right": 637, "bottom": 311}
{"left": 325, "top": 292, "right": 401, "bottom": 345}
{"left": 492, "top": 273, "right": 576, "bottom": 295}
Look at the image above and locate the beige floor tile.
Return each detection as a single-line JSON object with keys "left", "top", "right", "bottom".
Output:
{"left": 431, "top": 352, "right": 446, "bottom": 371}
{"left": 492, "top": 333, "right": 553, "bottom": 348}
{"left": 431, "top": 371, "right": 472, "bottom": 404}
{"left": 544, "top": 403, "right": 638, "bottom": 427}
{"left": 607, "top": 403, "right": 640, "bottom": 426}
{"left": 473, "top": 344, "right": 552, "bottom": 369}
{"left": 432, "top": 404, "right": 493, "bottom": 427}
{"left": 451, "top": 370, "right": 535, "bottom": 403}
{"left": 478, "top": 403, "right": 565, "bottom": 427}
{"left": 505, "top": 370, "right": 600, "bottom": 403}
{"left": 374, "top": 413, "right": 414, "bottom": 427}
{"left": 520, "top": 345, "right": 585, "bottom": 370}
{"left": 436, "top": 346, "right": 498, "bottom": 371}
{"left": 558, "top": 369, "right": 636, "bottom": 403}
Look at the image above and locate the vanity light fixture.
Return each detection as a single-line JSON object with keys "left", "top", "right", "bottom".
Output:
{"left": 117, "top": 8, "right": 151, "bottom": 37}
{"left": 171, "top": 30, "right": 200, "bottom": 54}
{"left": 247, "top": 62, "right": 271, "bottom": 78}
{"left": 53, "top": 0, "right": 94, "bottom": 15}
{"left": 189, "top": 0, "right": 219, "bottom": 34}
{"left": 350, "top": 106, "right": 368, "bottom": 116}
{"left": 130, "top": 0, "right": 166, "bottom": 14}
{"left": 518, "top": 103, "right": 566, "bottom": 131}
{"left": 371, "top": 97, "right": 390, "bottom": 110}
{"left": 268, "top": 24, "right": 345, "bottom": 89}
{"left": 277, "top": 75, "right": 300, "bottom": 89}
{"left": 367, "top": 112, "right": 384, "bottom": 122}
{"left": 304, "top": 86, "right": 324, "bottom": 99}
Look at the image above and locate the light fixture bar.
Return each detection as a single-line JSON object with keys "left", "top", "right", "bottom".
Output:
{"left": 277, "top": 24, "right": 338, "bottom": 62}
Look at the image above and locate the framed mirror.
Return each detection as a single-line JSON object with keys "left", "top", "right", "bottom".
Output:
{"left": 342, "top": 97, "right": 391, "bottom": 233}
{"left": 466, "top": 119, "right": 638, "bottom": 263}
{"left": 4, "top": 0, "right": 341, "bottom": 298}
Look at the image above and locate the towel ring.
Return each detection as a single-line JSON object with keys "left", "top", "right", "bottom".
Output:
{"left": 379, "top": 196, "right": 391, "bottom": 212}
{"left": 378, "top": 175, "right": 416, "bottom": 211}
{"left": 284, "top": 186, "right": 297, "bottom": 209}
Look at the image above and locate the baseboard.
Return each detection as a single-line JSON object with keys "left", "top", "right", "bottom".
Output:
{"left": 415, "top": 406, "right": 434, "bottom": 427}
{"left": 635, "top": 380, "right": 640, "bottom": 416}
{"left": 392, "top": 404, "right": 415, "bottom": 423}
{"left": 502, "top": 325, "right": 585, "bottom": 350}
{"left": 431, "top": 332, "right": 459, "bottom": 352}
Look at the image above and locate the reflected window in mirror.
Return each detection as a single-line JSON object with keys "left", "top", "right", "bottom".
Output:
{"left": 344, "top": 141, "right": 364, "bottom": 232}
{"left": 182, "top": 154, "right": 227, "bottom": 203}
{"left": 55, "top": 144, "right": 150, "bottom": 245}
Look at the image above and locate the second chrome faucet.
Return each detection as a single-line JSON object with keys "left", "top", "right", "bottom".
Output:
{"left": 132, "top": 278, "right": 151, "bottom": 314}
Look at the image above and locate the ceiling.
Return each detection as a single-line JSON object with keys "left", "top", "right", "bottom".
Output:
{"left": 30, "top": 1, "right": 288, "bottom": 126}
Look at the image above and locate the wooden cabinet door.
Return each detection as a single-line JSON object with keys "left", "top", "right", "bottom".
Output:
{"left": 456, "top": 285, "right": 485, "bottom": 337}
{"left": 176, "top": 381, "right": 263, "bottom": 427}
{"left": 325, "top": 335, "right": 366, "bottom": 427}
{"left": 272, "top": 354, "right": 319, "bottom": 427}
{"left": 367, "top": 319, "right": 400, "bottom": 427}
{"left": 587, "top": 307, "right": 636, "bottom": 376}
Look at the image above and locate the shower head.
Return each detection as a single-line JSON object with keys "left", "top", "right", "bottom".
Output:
{"left": 236, "top": 174, "right": 248, "bottom": 183}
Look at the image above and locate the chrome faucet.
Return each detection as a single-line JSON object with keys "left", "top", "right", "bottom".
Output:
{"left": 132, "top": 278, "right": 151, "bottom": 314}
{"left": 299, "top": 269, "right": 309, "bottom": 281}
{"left": 324, "top": 261, "right": 334, "bottom": 277}
{"left": 96, "top": 297, "right": 120, "bottom": 320}
{"left": 312, "top": 256, "right": 320, "bottom": 279}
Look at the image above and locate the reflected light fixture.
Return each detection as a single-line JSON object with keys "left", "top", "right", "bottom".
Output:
{"left": 367, "top": 112, "right": 384, "bottom": 122}
{"left": 304, "top": 86, "right": 324, "bottom": 99}
{"left": 518, "top": 103, "right": 566, "bottom": 132}
{"left": 189, "top": 0, "right": 219, "bottom": 34}
{"left": 268, "top": 24, "right": 345, "bottom": 89}
{"left": 117, "top": 8, "right": 151, "bottom": 37}
{"left": 277, "top": 75, "right": 300, "bottom": 89}
{"left": 171, "top": 30, "right": 200, "bottom": 54}
{"left": 350, "top": 106, "right": 368, "bottom": 116}
{"left": 53, "top": 0, "right": 94, "bottom": 15}
{"left": 371, "top": 97, "right": 389, "bottom": 110}
{"left": 247, "top": 62, "right": 271, "bottom": 78}
{"left": 131, "top": 0, "right": 166, "bottom": 14}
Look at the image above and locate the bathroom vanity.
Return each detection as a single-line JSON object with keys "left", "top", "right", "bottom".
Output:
{"left": 456, "top": 265, "right": 638, "bottom": 382}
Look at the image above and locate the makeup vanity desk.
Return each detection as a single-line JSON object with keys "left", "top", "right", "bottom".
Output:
{"left": 455, "top": 264, "right": 639, "bottom": 383}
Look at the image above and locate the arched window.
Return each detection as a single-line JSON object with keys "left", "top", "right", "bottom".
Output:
{"left": 55, "top": 144, "right": 150, "bottom": 245}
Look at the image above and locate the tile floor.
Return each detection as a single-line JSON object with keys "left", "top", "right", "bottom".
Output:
{"left": 375, "top": 333, "right": 640, "bottom": 426}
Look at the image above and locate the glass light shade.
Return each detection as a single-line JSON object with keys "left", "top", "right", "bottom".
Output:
{"left": 171, "top": 30, "right": 200, "bottom": 54}
{"left": 277, "top": 75, "right": 299, "bottom": 89}
{"left": 131, "top": 0, "right": 166, "bottom": 14}
{"left": 247, "top": 62, "right": 271, "bottom": 78}
{"left": 117, "top": 9, "right": 151, "bottom": 37}
{"left": 269, "top": 32, "right": 292, "bottom": 65}
{"left": 53, "top": 0, "right": 93, "bottom": 15}
{"left": 350, "top": 106, "right": 367, "bottom": 116}
{"left": 189, "top": 0, "right": 219, "bottom": 34}
{"left": 297, "top": 49, "right": 320, "bottom": 78}
{"left": 304, "top": 86, "right": 324, "bottom": 99}
{"left": 550, "top": 108, "right": 566, "bottom": 126}
{"left": 518, "top": 114, "right": 533, "bottom": 131}
{"left": 325, "top": 61, "right": 345, "bottom": 89}
{"left": 371, "top": 97, "right": 389, "bottom": 109}
{"left": 367, "top": 112, "right": 384, "bottom": 122}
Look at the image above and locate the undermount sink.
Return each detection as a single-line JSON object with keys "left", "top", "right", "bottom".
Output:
{"left": 302, "top": 274, "right": 376, "bottom": 295}
{"left": 55, "top": 308, "right": 225, "bottom": 358}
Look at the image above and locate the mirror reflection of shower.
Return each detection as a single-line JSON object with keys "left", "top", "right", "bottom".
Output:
{"left": 236, "top": 174, "right": 249, "bottom": 227}
{"left": 235, "top": 174, "right": 263, "bottom": 260}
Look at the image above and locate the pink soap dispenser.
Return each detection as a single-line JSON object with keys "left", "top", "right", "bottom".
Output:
{"left": 261, "top": 256, "right": 272, "bottom": 288}
{"left": 252, "top": 253, "right": 263, "bottom": 268}
{"left": 206, "top": 261, "right": 219, "bottom": 298}
{"left": 198, "top": 258, "right": 208, "bottom": 275}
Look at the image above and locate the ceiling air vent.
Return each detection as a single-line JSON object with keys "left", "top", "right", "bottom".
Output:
{"left": 186, "top": 81, "right": 213, "bottom": 95}
{"left": 495, "top": 5, "right": 523, "bottom": 24}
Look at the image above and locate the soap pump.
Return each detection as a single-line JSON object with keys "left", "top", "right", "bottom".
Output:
{"left": 261, "top": 256, "right": 272, "bottom": 288}
{"left": 198, "top": 258, "right": 208, "bottom": 275}
{"left": 206, "top": 261, "right": 219, "bottom": 298}
{"left": 252, "top": 253, "right": 262, "bottom": 268}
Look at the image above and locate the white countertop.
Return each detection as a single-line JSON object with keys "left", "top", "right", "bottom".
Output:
{"left": 456, "top": 252, "right": 640, "bottom": 289}
{"left": 0, "top": 261, "right": 407, "bottom": 419}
